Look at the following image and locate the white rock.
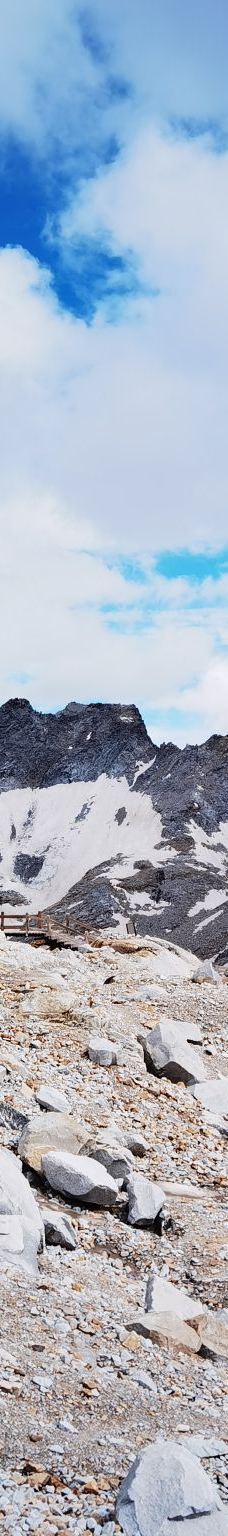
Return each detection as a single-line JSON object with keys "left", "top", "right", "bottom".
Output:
{"left": 116, "top": 1439, "right": 221, "bottom": 1536}
{"left": 0, "top": 1148, "right": 44, "bottom": 1274}
{"left": 144, "top": 1270, "right": 203, "bottom": 1323}
{"left": 126, "top": 1171, "right": 165, "bottom": 1227}
{"left": 159, "top": 1014, "right": 202, "bottom": 1045}
{"left": 42, "top": 1150, "right": 118, "bottom": 1207}
{"left": 35, "top": 1084, "right": 69, "bottom": 1113}
{"left": 88, "top": 1035, "right": 119, "bottom": 1065}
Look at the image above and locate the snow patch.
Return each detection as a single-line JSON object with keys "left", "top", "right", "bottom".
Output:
{"left": 0, "top": 776, "right": 172, "bottom": 914}
{"left": 189, "top": 888, "right": 227, "bottom": 918}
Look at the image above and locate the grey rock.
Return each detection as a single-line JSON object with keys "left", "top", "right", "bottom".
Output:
{"left": 42, "top": 1207, "right": 77, "bottom": 1249}
{"left": 193, "top": 960, "right": 220, "bottom": 984}
{"left": 0, "top": 1148, "right": 44, "bottom": 1274}
{"left": 144, "top": 1270, "right": 203, "bottom": 1323}
{"left": 35, "top": 1083, "right": 69, "bottom": 1113}
{"left": 140, "top": 1021, "right": 206, "bottom": 1085}
{"left": 88, "top": 1036, "right": 119, "bottom": 1066}
{"left": 84, "top": 1131, "right": 134, "bottom": 1181}
{"left": 116, "top": 1439, "right": 221, "bottom": 1535}
{"left": 126, "top": 1171, "right": 165, "bottom": 1227}
{"left": 42, "top": 1150, "right": 118, "bottom": 1207}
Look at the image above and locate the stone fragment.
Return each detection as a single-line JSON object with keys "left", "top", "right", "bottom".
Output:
{"left": 42, "top": 1207, "right": 77, "bottom": 1248}
{"left": 126, "top": 1171, "right": 165, "bottom": 1227}
{"left": 144, "top": 1270, "right": 203, "bottom": 1323}
{"left": 0, "top": 1148, "right": 44, "bottom": 1274}
{"left": 88, "top": 1036, "right": 119, "bottom": 1065}
{"left": 19, "top": 1112, "right": 89, "bottom": 1173}
{"left": 42, "top": 1150, "right": 118, "bottom": 1207}
{"left": 140, "top": 1021, "right": 206, "bottom": 1085}
{"left": 193, "top": 1077, "right": 228, "bottom": 1122}
{"left": 116, "top": 1439, "right": 220, "bottom": 1534}
{"left": 196, "top": 1314, "right": 228, "bottom": 1360}
{"left": 35, "top": 1084, "right": 69, "bottom": 1113}
{"left": 130, "top": 1310, "right": 201, "bottom": 1354}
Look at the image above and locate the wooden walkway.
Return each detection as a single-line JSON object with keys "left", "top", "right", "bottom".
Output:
{"left": 0, "top": 910, "right": 79, "bottom": 949}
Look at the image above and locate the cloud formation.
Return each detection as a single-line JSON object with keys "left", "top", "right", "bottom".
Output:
{"left": 0, "top": 3, "right": 227, "bottom": 741}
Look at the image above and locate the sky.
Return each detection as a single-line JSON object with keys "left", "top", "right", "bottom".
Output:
{"left": 0, "top": 0, "right": 228, "bottom": 746}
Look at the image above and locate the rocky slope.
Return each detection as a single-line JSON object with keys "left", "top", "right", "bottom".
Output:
{"left": 0, "top": 927, "right": 227, "bottom": 1531}
{"left": 0, "top": 698, "right": 227, "bottom": 957}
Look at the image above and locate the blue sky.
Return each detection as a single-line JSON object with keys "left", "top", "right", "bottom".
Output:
{"left": 0, "top": 0, "right": 228, "bottom": 743}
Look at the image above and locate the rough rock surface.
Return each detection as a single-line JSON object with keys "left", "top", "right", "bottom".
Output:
{"left": 126, "top": 1171, "right": 165, "bottom": 1227}
{"left": 42, "top": 1149, "right": 119, "bottom": 1207}
{"left": 0, "top": 698, "right": 228, "bottom": 957}
{"left": 116, "top": 1439, "right": 221, "bottom": 1533}
{"left": 19, "top": 1110, "right": 88, "bottom": 1171}
{"left": 140, "top": 1021, "right": 205, "bottom": 1085}
{"left": 130, "top": 1310, "right": 202, "bottom": 1354}
{"left": 144, "top": 1270, "right": 204, "bottom": 1322}
{"left": 42, "top": 1207, "right": 77, "bottom": 1248}
{"left": 0, "top": 1148, "right": 44, "bottom": 1272}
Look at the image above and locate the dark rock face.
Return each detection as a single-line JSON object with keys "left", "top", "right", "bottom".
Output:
{"left": 0, "top": 697, "right": 228, "bottom": 959}
{"left": 0, "top": 698, "right": 150, "bottom": 790}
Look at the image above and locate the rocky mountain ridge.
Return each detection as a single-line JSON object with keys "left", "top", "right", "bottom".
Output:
{"left": 0, "top": 698, "right": 227, "bottom": 958}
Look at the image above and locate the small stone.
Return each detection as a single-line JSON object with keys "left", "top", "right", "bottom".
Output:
{"left": 88, "top": 1037, "right": 119, "bottom": 1066}
{"left": 126, "top": 1172, "right": 165, "bottom": 1227}
{"left": 35, "top": 1085, "right": 69, "bottom": 1114}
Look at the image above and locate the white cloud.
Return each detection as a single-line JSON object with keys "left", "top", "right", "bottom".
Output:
{"left": 0, "top": 242, "right": 227, "bottom": 739}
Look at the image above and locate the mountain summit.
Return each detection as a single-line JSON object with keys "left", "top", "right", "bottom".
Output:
{"left": 0, "top": 698, "right": 227, "bottom": 958}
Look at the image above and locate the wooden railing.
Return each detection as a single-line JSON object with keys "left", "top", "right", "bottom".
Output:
{"left": 0, "top": 910, "right": 71, "bottom": 945}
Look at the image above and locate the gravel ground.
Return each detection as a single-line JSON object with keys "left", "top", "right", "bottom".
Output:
{"left": 0, "top": 929, "right": 227, "bottom": 1532}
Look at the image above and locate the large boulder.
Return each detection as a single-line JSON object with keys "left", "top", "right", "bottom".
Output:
{"left": 160, "top": 1515, "right": 228, "bottom": 1533}
{"left": 116, "top": 1439, "right": 222, "bottom": 1535}
{"left": 144, "top": 1270, "right": 203, "bottom": 1324}
{"left": 19, "top": 1112, "right": 89, "bottom": 1173}
{"left": 140, "top": 1021, "right": 206, "bottom": 1085}
{"left": 42, "top": 1150, "right": 118, "bottom": 1208}
{"left": 126, "top": 1171, "right": 165, "bottom": 1228}
{"left": 0, "top": 1148, "right": 44, "bottom": 1274}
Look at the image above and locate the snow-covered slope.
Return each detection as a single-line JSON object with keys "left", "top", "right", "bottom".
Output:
{"left": 0, "top": 698, "right": 227, "bottom": 957}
